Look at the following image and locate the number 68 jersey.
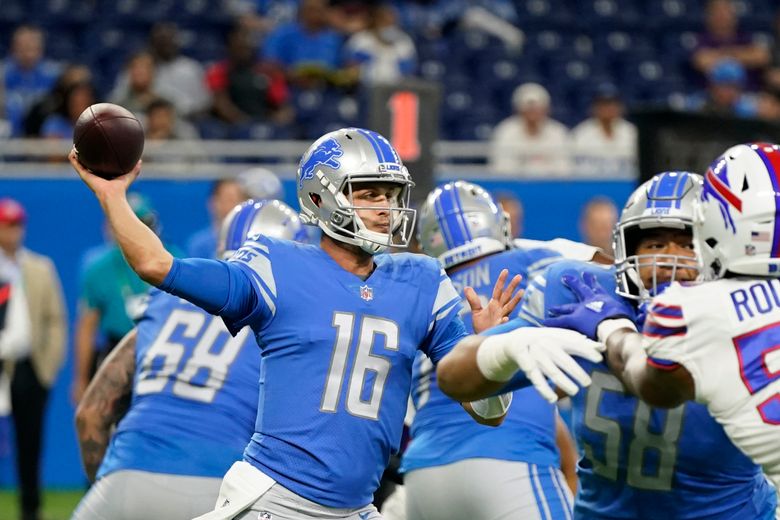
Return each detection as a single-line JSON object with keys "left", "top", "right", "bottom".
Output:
{"left": 645, "top": 277, "right": 780, "bottom": 508}
{"left": 97, "top": 289, "right": 261, "bottom": 480}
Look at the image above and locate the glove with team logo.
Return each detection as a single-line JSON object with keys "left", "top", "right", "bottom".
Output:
{"left": 544, "top": 272, "right": 636, "bottom": 340}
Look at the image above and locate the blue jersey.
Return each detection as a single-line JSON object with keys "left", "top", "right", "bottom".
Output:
{"left": 403, "top": 247, "right": 562, "bottom": 473}
{"left": 521, "top": 259, "right": 776, "bottom": 519}
{"left": 98, "top": 290, "right": 260, "bottom": 479}
{"left": 225, "top": 236, "right": 466, "bottom": 508}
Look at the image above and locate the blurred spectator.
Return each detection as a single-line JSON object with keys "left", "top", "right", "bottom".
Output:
{"left": 393, "top": 0, "right": 522, "bottom": 50}
{"left": 765, "top": 10, "right": 780, "bottom": 94}
{"left": 0, "top": 198, "right": 66, "bottom": 520}
{"left": 344, "top": 4, "right": 417, "bottom": 86}
{"left": 237, "top": 167, "right": 284, "bottom": 201}
{"left": 686, "top": 59, "right": 758, "bottom": 117}
{"left": 691, "top": 0, "right": 769, "bottom": 90}
{"left": 147, "top": 23, "right": 211, "bottom": 118}
{"left": 144, "top": 98, "right": 199, "bottom": 140}
{"left": 328, "top": 0, "right": 374, "bottom": 36}
{"left": 108, "top": 51, "right": 160, "bottom": 115}
{"left": 1, "top": 25, "right": 61, "bottom": 137}
{"left": 579, "top": 196, "right": 618, "bottom": 255}
{"left": 206, "top": 25, "right": 291, "bottom": 124}
{"left": 757, "top": 89, "right": 780, "bottom": 121}
{"left": 571, "top": 83, "right": 638, "bottom": 178}
{"left": 72, "top": 194, "right": 179, "bottom": 404}
{"left": 40, "top": 81, "right": 95, "bottom": 140}
{"left": 22, "top": 64, "right": 91, "bottom": 137}
{"left": 228, "top": 0, "right": 300, "bottom": 35}
{"left": 489, "top": 83, "right": 571, "bottom": 177}
{"left": 494, "top": 191, "right": 523, "bottom": 238}
{"left": 186, "top": 179, "right": 249, "bottom": 258}
{"left": 263, "top": 0, "right": 345, "bottom": 88}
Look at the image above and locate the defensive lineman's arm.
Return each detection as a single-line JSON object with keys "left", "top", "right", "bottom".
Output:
{"left": 602, "top": 325, "right": 695, "bottom": 408}
{"left": 75, "top": 329, "right": 136, "bottom": 482}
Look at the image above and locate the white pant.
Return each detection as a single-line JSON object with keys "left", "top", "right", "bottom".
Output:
{"left": 404, "top": 459, "right": 573, "bottom": 520}
{"left": 197, "top": 461, "right": 383, "bottom": 520}
{"left": 71, "top": 470, "right": 222, "bottom": 520}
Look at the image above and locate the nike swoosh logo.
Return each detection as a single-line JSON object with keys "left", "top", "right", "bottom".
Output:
{"left": 585, "top": 301, "right": 605, "bottom": 313}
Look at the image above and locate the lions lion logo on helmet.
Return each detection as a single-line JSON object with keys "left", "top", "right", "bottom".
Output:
{"left": 299, "top": 138, "right": 344, "bottom": 188}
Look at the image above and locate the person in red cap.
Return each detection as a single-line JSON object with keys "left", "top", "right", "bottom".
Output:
{"left": 0, "top": 197, "right": 66, "bottom": 520}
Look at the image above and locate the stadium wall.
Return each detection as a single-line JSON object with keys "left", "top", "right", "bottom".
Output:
{"left": 0, "top": 176, "right": 634, "bottom": 488}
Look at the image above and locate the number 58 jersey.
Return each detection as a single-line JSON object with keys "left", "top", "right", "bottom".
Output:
{"left": 97, "top": 289, "right": 261, "bottom": 480}
{"left": 646, "top": 277, "right": 780, "bottom": 504}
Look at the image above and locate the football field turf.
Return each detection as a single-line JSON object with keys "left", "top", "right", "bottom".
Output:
{"left": 0, "top": 490, "right": 84, "bottom": 520}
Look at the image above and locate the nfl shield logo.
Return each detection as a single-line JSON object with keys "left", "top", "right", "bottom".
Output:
{"left": 258, "top": 512, "right": 272, "bottom": 520}
{"left": 360, "top": 285, "right": 374, "bottom": 301}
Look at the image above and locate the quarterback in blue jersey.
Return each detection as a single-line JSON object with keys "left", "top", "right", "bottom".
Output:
{"left": 68, "top": 128, "right": 536, "bottom": 520}
{"left": 402, "top": 180, "right": 576, "bottom": 520}
{"left": 443, "top": 172, "right": 776, "bottom": 519}
{"left": 71, "top": 199, "right": 306, "bottom": 520}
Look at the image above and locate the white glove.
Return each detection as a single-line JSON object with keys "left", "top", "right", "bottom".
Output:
{"left": 476, "top": 327, "right": 604, "bottom": 403}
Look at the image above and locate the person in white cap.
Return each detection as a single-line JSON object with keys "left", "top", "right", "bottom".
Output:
{"left": 488, "top": 82, "right": 571, "bottom": 177}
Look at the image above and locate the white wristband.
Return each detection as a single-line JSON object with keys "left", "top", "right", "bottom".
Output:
{"left": 476, "top": 334, "right": 519, "bottom": 382}
{"left": 470, "top": 393, "right": 513, "bottom": 419}
{"left": 597, "top": 318, "right": 638, "bottom": 344}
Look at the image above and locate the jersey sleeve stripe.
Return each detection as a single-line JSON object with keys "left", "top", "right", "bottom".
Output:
{"left": 234, "top": 247, "right": 277, "bottom": 297}
{"left": 648, "top": 304, "right": 684, "bottom": 318}
{"left": 647, "top": 356, "right": 681, "bottom": 371}
{"left": 434, "top": 297, "right": 460, "bottom": 322}
{"left": 643, "top": 320, "right": 687, "bottom": 338}
{"left": 249, "top": 271, "right": 277, "bottom": 318}
{"left": 432, "top": 274, "right": 460, "bottom": 316}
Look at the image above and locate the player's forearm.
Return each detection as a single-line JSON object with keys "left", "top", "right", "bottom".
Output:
{"left": 437, "top": 335, "right": 508, "bottom": 401}
{"left": 97, "top": 191, "right": 173, "bottom": 286}
{"left": 75, "top": 330, "right": 137, "bottom": 481}
{"left": 605, "top": 329, "right": 691, "bottom": 408}
{"left": 604, "top": 328, "right": 646, "bottom": 397}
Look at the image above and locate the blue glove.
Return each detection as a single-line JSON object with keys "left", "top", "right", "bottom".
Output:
{"left": 543, "top": 271, "right": 636, "bottom": 340}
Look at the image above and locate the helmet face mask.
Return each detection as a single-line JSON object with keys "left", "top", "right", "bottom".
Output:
{"left": 297, "top": 128, "right": 416, "bottom": 255}
{"left": 417, "top": 181, "right": 511, "bottom": 269}
{"left": 614, "top": 171, "right": 702, "bottom": 302}
{"left": 695, "top": 143, "right": 780, "bottom": 279}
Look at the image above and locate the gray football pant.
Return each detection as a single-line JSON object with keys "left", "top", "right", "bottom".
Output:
{"left": 405, "top": 459, "right": 573, "bottom": 520}
{"left": 70, "top": 470, "right": 222, "bottom": 520}
{"left": 234, "top": 482, "right": 383, "bottom": 520}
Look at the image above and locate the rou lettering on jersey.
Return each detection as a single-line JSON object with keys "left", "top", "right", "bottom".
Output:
{"left": 729, "top": 278, "right": 780, "bottom": 322}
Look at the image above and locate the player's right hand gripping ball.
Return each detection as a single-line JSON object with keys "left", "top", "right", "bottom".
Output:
{"left": 72, "top": 103, "right": 144, "bottom": 180}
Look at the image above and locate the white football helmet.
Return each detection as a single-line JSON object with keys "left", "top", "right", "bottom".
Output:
{"left": 417, "top": 181, "right": 511, "bottom": 269}
{"left": 696, "top": 142, "right": 780, "bottom": 279}
{"left": 296, "top": 127, "right": 416, "bottom": 255}
{"left": 218, "top": 199, "right": 307, "bottom": 259}
{"left": 614, "top": 171, "right": 702, "bottom": 301}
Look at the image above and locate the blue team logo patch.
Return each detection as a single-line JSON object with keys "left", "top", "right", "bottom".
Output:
{"left": 299, "top": 138, "right": 343, "bottom": 188}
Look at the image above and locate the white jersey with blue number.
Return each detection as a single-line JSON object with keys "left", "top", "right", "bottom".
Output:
{"left": 98, "top": 290, "right": 260, "bottom": 480}
{"left": 518, "top": 260, "right": 775, "bottom": 519}
{"left": 645, "top": 277, "right": 780, "bottom": 510}
{"left": 226, "top": 236, "right": 466, "bottom": 508}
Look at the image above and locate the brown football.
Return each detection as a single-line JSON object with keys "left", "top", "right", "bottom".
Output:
{"left": 72, "top": 103, "right": 144, "bottom": 179}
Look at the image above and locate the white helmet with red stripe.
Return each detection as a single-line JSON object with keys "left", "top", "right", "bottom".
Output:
{"left": 696, "top": 142, "right": 780, "bottom": 279}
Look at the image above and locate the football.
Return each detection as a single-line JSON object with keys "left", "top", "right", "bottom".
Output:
{"left": 72, "top": 103, "right": 145, "bottom": 179}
